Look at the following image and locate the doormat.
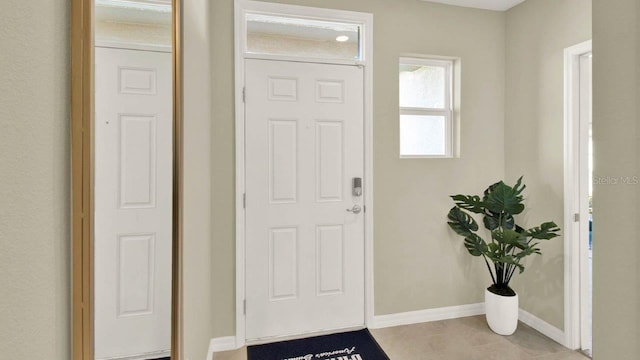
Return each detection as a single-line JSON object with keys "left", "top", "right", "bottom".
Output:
{"left": 247, "top": 329, "right": 389, "bottom": 360}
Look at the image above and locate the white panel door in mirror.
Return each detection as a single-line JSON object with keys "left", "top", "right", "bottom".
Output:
{"left": 119, "top": 67, "right": 157, "bottom": 95}
{"left": 118, "top": 233, "right": 155, "bottom": 317}
{"left": 119, "top": 114, "right": 157, "bottom": 209}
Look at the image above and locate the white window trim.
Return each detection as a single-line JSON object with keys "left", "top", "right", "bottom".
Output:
{"left": 399, "top": 57, "right": 454, "bottom": 159}
{"left": 237, "top": 1, "right": 368, "bottom": 65}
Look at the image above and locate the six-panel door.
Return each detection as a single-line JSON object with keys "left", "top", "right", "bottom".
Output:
{"left": 94, "top": 47, "right": 172, "bottom": 359}
{"left": 245, "top": 59, "right": 365, "bottom": 341}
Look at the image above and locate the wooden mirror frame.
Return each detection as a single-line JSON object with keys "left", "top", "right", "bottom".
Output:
{"left": 70, "top": 0, "right": 183, "bottom": 359}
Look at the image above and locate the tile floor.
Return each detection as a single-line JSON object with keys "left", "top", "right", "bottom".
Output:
{"left": 213, "top": 316, "right": 589, "bottom": 360}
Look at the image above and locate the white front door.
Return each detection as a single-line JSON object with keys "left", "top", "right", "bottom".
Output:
{"left": 245, "top": 59, "right": 365, "bottom": 341}
{"left": 94, "top": 47, "right": 173, "bottom": 360}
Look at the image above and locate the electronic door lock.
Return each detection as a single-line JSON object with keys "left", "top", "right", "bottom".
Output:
{"left": 352, "top": 177, "right": 362, "bottom": 197}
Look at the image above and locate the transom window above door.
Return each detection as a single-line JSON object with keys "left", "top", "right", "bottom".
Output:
{"left": 243, "top": 13, "right": 363, "bottom": 62}
{"left": 399, "top": 57, "right": 456, "bottom": 158}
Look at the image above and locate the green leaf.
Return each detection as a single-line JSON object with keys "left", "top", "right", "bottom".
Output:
{"left": 451, "top": 195, "right": 485, "bottom": 214}
{"left": 464, "top": 233, "right": 488, "bottom": 257}
{"left": 483, "top": 212, "right": 500, "bottom": 231}
{"left": 447, "top": 207, "right": 479, "bottom": 237}
{"left": 513, "top": 176, "right": 526, "bottom": 195}
{"left": 483, "top": 211, "right": 515, "bottom": 231}
{"left": 515, "top": 246, "right": 540, "bottom": 259}
{"left": 503, "top": 214, "right": 515, "bottom": 229}
{"left": 492, "top": 228, "right": 528, "bottom": 249}
{"left": 525, "top": 221, "right": 561, "bottom": 240}
{"left": 483, "top": 179, "right": 526, "bottom": 215}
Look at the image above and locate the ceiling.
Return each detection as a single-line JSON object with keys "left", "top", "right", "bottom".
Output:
{"left": 421, "top": 0, "right": 526, "bottom": 11}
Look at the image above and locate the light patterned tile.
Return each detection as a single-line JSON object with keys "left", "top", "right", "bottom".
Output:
{"left": 213, "top": 316, "right": 573, "bottom": 360}
{"left": 213, "top": 347, "right": 247, "bottom": 360}
{"left": 470, "top": 341, "right": 536, "bottom": 360}
{"left": 532, "top": 350, "right": 591, "bottom": 360}
{"left": 504, "top": 323, "right": 567, "bottom": 357}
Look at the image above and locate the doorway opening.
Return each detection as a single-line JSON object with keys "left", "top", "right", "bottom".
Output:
{"left": 564, "top": 40, "right": 592, "bottom": 356}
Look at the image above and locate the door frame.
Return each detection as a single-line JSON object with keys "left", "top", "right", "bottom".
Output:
{"left": 563, "top": 39, "right": 592, "bottom": 351}
{"left": 70, "top": 0, "right": 184, "bottom": 358}
{"left": 234, "top": 0, "right": 374, "bottom": 347}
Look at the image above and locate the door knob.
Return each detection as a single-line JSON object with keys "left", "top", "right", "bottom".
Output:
{"left": 347, "top": 205, "right": 362, "bottom": 214}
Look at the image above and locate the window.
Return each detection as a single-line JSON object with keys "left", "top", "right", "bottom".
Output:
{"left": 399, "top": 57, "right": 454, "bottom": 157}
{"left": 245, "top": 14, "right": 362, "bottom": 61}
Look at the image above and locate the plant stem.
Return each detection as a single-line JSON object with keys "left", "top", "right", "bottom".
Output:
{"left": 506, "top": 263, "right": 518, "bottom": 284}
{"left": 498, "top": 213, "right": 504, "bottom": 253}
{"left": 496, "top": 263, "right": 503, "bottom": 286}
{"left": 483, "top": 255, "right": 496, "bottom": 285}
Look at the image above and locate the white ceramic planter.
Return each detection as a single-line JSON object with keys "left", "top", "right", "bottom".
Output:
{"left": 485, "top": 288, "right": 519, "bottom": 335}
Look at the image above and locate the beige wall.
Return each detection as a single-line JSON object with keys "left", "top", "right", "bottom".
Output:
{"left": 209, "top": 0, "right": 506, "bottom": 337}
{"left": 0, "top": 0, "right": 70, "bottom": 358}
{"left": 182, "top": 0, "right": 216, "bottom": 359}
{"left": 3, "top": 1, "right": 622, "bottom": 359}
{"left": 592, "top": 0, "right": 640, "bottom": 358}
{"left": 504, "top": 0, "right": 592, "bottom": 330}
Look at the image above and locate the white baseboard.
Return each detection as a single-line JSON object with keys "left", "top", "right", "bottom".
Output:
{"left": 370, "top": 304, "right": 567, "bottom": 348}
{"left": 370, "top": 303, "right": 485, "bottom": 329}
{"left": 207, "top": 336, "right": 238, "bottom": 360}
{"left": 518, "top": 309, "right": 567, "bottom": 347}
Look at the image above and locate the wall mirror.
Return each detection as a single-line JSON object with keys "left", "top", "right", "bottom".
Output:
{"left": 71, "top": 0, "right": 183, "bottom": 359}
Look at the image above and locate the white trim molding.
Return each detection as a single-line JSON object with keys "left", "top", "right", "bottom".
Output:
{"left": 519, "top": 309, "right": 566, "bottom": 347}
{"left": 234, "top": 0, "right": 375, "bottom": 347}
{"left": 96, "top": 0, "right": 172, "bottom": 12}
{"left": 563, "top": 39, "right": 593, "bottom": 351}
{"left": 370, "top": 304, "right": 567, "bottom": 349}
{"left": 95, "top": 40, "right": 172, "bottom": 53}
{"left": 207, "top": 336, "right": 238, "bottom": 360}
{"left": 370, "top": 303, "right": 485, "bottom": 329}
{"left": 398, "top": 56, "right": 455, "bottom": 159}
{"left": 97, "top": 350, "right": 171, "bottom": 360}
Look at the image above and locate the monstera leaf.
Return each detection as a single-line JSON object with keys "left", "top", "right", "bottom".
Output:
{"left": 525, "top": 222, "right": 561, "bottom": 240}
{"left": 515, "top": 246, "right": 541, "bottom": 259}
{"left": 447, "top": 207, "right": 479, "bottom": 237}
{"left": 483, "top": 177, "right": 526, "bottom": 215}
{"left": 463, "top": 233, "right": 488, "bottom": 257}
{"left": 450, "top": 195, "right": 485, "bottom": 214}
{"left": 483, "top": 210, "right": 515, "bottom": 231}
{"left": 492, "top": 228, "right": 527, "bottom": 249}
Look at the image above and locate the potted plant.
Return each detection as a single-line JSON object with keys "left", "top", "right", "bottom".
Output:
{"left": 447, "top": 177, "right": 560, "bottom": 335}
